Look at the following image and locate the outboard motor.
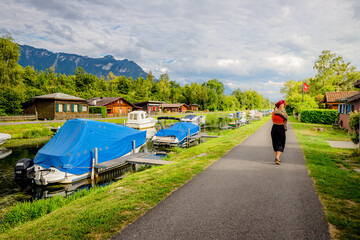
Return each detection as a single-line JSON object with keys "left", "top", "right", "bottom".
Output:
{"left": 14, "top": 158, "right": 34, "bottom": 182}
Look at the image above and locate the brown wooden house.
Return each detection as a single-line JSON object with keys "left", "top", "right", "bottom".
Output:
{"left": 323, "top": 91, "right": 357, "bottom": 109}
{"left": 161, "top": 103, "right": 188, "bottom": 113}
{"left": 134, "top": 101, "right": 166, "bottom": 114}
{"left": 24, "top": 92, "right": 89, "bottom": 120}
{"left": 87, "top": 97, "right": 140, "bottom": 116}
{"left": 336, "top": 80, "right": 360, "bottom": 131}
{"left": 187, "top": 104, "right": 199, "bottom": 111}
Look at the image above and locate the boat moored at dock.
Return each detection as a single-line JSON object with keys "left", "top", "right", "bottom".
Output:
{"left": 126, "top": 110, "right": 157, "bottom": 129}
{"left": 14, "top": 119, "right": 147, "bottom": 185}
{"left": 152, "top": 117, "right": 200, "bottom": 147}
{"left": 0, "top": 133, "right": 11, "bottom": 145}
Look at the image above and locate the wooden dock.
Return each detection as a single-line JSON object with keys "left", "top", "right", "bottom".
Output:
{"left": 95, "top": 153, "right": 174, "bottom": 171}
{"left": 189, "top": 133, "right": 218, "bottom": 140}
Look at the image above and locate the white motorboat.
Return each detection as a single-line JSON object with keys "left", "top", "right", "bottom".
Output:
{"left": 0, "top": 133, "right": 11, "bottom": 145}
{"left": 0, "top": 147, "right": 12, "bottom": 159}
{"left": 126, "top": 111, "right": 157, "bottom": 129}
{"left": 198, "top": 115, "right": 206, "bottom": 124}
{"left": 181, "top": 114, "right": 199, "bottom": 124}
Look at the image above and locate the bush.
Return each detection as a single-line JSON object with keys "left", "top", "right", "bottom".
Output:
{"left": 349, "top": 111, "right": 359, "bottom": 144}
{"left": 300, "top": 109, "right": 338, "bottom": 124}
{"left": 23, "top": 128, "right": 52, "bottom": 139}
{"left": 89, "top": 106, "right": 106, "bottom": 118}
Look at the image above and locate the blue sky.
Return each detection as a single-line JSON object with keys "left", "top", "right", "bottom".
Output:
{"left": 1, "top": 0, "right": 360, "bottom": 101}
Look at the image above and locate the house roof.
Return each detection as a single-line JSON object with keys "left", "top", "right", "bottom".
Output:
{"left": 189, "top": 104, "right": 199, "bottom": 107}
{"left": 324, "top": 91, "right": 357, "bottom": 103}
{"left": 32, "top": 92, "right": 86, "bottom": 101}
{"left": 87, "top": 97, "right": 137, "bottom": 108}
{"left": 336, "top": 92, "right": 360, "bottom": 103}
{"left": 161, "top": 103, "right": 187, "bottom": 108}
{"left": 134, "top": 101, "right": 166, "bottom": 105}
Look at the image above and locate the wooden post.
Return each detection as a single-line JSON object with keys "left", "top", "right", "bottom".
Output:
{"left": 187, "top": 128, "right": 190, "bottom": 148}
{"left": 123, "top": 119, "right": 125, "bottom": 125}
{"left": 94, "top": 147, "right": 98, "bottom": 179}
{"left": 132, "top": 140, "right": 136, "bottom": 153}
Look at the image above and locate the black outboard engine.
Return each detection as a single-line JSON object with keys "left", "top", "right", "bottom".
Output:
{"left": 14, "top": 158, "right": 34, "bottom": 182}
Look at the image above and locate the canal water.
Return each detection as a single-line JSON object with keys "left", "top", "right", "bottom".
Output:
{"left": 0, "top": 125, "right": 215, "bottom": 210}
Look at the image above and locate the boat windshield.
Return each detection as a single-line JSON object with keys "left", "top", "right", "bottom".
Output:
{"left": 129, "top": 114, "right": 134, "bottom": 120}
{"left": 183, "top": 115, "right": 196, "bottom": 119}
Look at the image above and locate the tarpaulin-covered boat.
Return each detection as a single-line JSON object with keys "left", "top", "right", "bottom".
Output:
{"left": 16, "top": 119, "right": 146, "bottom": 185}
{"left": 152, "top": 118, "right": 200, "bottom": 147}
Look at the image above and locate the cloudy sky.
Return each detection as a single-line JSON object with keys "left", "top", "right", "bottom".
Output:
{"left": 1, "top": 0, "right": 360, "bottom": 101}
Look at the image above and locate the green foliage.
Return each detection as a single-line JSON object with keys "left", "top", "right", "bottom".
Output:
{"left": 89, "top": 106, "right": 106, "bottom": 118}
{"left": 22, "top": 128, "right": 52, "bottom": 139}
{"left": 232, "top": 88, "right": 270, "bottom": 110}
{"left": 300, "top": 109, "right": 338, "bottom": 124}
{"left": 349, "top": 111, "right": 359, "bottom": 144}
{"left": 283, "top": 50, "right": 360, "bottom": 114}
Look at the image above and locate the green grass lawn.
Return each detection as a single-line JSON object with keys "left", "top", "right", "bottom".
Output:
{"left": 290, "top": 116, "right": 360, "bottom": 240}
{"left": 0, "top": 117, "right": 269, "bottom": 239}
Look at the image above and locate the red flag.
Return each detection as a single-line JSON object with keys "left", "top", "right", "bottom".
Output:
{"left": 303, "top": 82, "right": 309, "bottom": 92}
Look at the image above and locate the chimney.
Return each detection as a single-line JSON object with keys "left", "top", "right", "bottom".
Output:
{"left": 335, "top": 87, "right": 338, "bottom": 92}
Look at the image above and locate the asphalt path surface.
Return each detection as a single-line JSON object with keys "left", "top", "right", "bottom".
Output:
{"left": 113, "top": 120, "right": 331, "bottom": 240}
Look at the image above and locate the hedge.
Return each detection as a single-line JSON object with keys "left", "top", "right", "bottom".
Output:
{"left": 300, "top": 109, "right": 338, "bottom": 124}
{"left": 89, "top": 106, "right": 106, "bottom": 118}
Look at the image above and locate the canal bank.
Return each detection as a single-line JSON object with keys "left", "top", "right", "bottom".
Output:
{"left": 0, "top": 116, "right": 270, "bottom": 239}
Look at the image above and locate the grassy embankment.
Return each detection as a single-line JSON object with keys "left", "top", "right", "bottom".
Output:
{"left": 290, "top": 116, "right": 360, "bottom": 240}
{"left": 0, "top": 116, "right": 270, "bottom": 239}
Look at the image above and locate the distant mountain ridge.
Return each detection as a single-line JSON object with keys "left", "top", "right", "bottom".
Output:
{"left": 18, "top": 45, "right": 148, "bottom": 79}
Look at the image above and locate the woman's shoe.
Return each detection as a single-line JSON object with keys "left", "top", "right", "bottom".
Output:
{"left": 275, "top": 158, "right": 280, "bottom": 165}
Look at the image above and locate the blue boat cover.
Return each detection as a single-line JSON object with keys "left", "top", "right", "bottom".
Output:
{"left": 34, "top": 119, "right": 146, "bottom": 175}
{"left": 154, "top": 122, "right": 199, "bottom": 142}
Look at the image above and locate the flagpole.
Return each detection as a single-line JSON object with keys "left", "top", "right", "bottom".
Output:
{"left": 302, "top": 80, "right": 304, "bottom": 103}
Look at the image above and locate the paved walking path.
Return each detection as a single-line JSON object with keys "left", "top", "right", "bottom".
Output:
{"left": 113, "top": 121, "right": 331, "bottom": 240}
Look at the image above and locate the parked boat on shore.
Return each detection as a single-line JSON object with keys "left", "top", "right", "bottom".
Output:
{"left": 0, "top": 133, "right": 11, "bottom": 145}
{"left": 181, "top": 114, "right": 199, "bottom": 124}
{"left": 126, "top": 110, "right": 157, "bottom": 129}
{"left": 14, "top": 119, "right": 146, "bottom": 185}
{"left": 152, "top": 117, "right": 200, "bottom": 147}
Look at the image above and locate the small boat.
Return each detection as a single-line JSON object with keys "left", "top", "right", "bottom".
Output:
{"left": 126, "top": 110, "right": 157, "bottom": 129}
{"left": 181, "top": 114, "right": 199, "bottom": 124}
{"left": 0, "top": 133, "right": 11, "bottom": 145}
{"left": 14, "top": 119, "right": 146, "bottom": 185}
{"left": 0, "top": 147, "right": 12, "bottom": 159}
{"left": 228, "top": 113, "right": 234, "bottom": 119}
{"left": 152, "top": 117, "right": 200, "bottom": 147}
{"left": 198, "top": 115, "right": 206, "bottom": 124}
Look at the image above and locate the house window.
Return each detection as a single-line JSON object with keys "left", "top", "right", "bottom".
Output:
{"left": 107, "top": 109, "right": 111, "bottom": 114}
{"left": 120, "top": 108, "right": 123, "bottom": 114}
{"left": 58, "top": 104, "right": 63, "bottom": 113}
{"left": 121, "top": 100, "right": 123, "bottom": 104}
{"left": 128, "top": 108, "right": 130, "bottom": 112}
{"left": 82, "top": 106, "right": 87, "bottom": 112}
{"left": 67, "top": 104, "right": 71, "bottom": 112}
{"left": 74, "top": 104, "right": 78, "bottom": 112}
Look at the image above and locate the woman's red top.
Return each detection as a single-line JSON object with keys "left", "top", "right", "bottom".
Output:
{"left": 272, "top": 111, "right": 285, "bottom": 124}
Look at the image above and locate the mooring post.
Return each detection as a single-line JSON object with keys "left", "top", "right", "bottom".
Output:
{"left": 187, "top": 128, "right": 190, "bottom": 148}
{"left": 123, "top": 119, "right": 125, "bottom": 125}
{"left": 94, "top": 147, "right": 98, "bottom": 178}
{"left": 132, "top": 140, "right": 136, "bottom": 153}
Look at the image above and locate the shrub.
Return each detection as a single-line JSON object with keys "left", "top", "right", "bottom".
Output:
{"left": 300, "top": 109, "right": 338, "bottom": 124}
{"left": 349, "top": 111, "right": 359, "bottom": 144}
{"left": 89, "top": 106, "right": 106, "bottom": 118}
{"left": 23, "top": 128, "right": 52, "bottom": 139}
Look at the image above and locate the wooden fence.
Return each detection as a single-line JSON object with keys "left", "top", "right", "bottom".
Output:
{"left": 0, "top": 115, "right": 37, "bottom": 122}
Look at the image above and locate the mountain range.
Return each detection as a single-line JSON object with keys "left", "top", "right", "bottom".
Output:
{"left": 18, "top": 45, "right": 148, "bottom": 79}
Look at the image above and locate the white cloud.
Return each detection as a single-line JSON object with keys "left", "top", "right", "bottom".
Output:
{"left": 1, "top": 0, "right": 359, "bottom": 101}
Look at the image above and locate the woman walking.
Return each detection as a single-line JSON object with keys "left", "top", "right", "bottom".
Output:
{"left": 271, "top": 100, "right": 288, "bottom": 165}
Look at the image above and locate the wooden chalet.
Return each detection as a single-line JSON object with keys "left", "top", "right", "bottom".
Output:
{"left": 187, "top": 104, "right": 199, "bottom": 111}
{"left": 87, "top": 97, "right": 140, "bottom": 116}
{"left": 336, "top": 80, "right": 360, "bottom": 131}
{"left": 24, "top": 92, "right": 89, "bottom": 120}
{"left": 161, "top": 103, "right": 188, "bottom": 113}
{"left": 134, "top": 101, "right": 166, "bottom": 114}
{"left": 323, "top": 91, "right": 357, "bottom": 110}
